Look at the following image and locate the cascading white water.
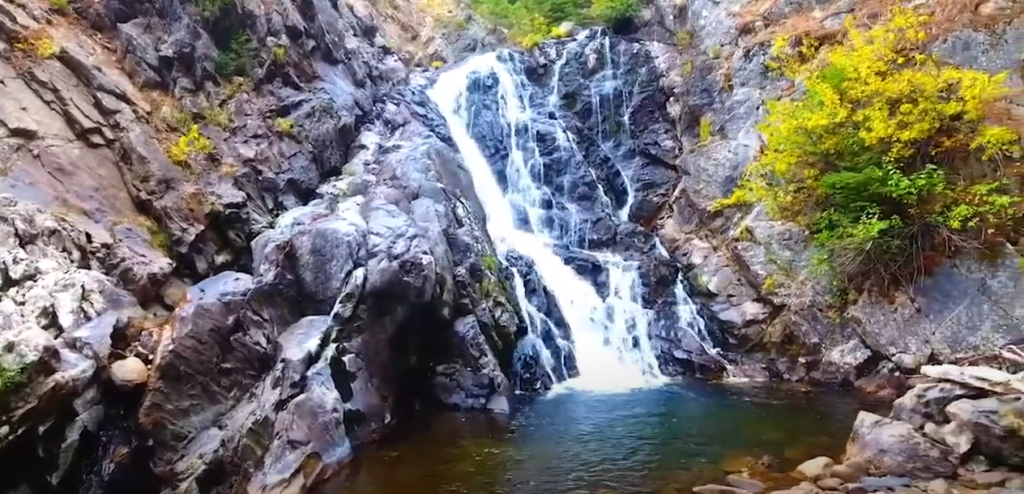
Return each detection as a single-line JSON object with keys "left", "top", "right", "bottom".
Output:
{"left": 429, "top": 51, "right": 666, "bottom": 393}
{"left": 428, "top": 38, "right": 721, "bottom": 392}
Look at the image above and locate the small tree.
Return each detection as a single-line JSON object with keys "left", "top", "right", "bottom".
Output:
{"left": 715, "top": 8, "right": 1022, "bottom": 292}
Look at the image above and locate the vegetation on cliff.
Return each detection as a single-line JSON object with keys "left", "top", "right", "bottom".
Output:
{"left": 715, "top": 8, "right": 1023, "bottom": 293}
{"left": 0, "top": 360, "right": 26, "bottom": 397}
{"left": 467, "top": 0, "right": 641, "bottom": 48}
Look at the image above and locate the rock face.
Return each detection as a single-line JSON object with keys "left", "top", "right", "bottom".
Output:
{"left": 645, "top": 0, "right": 1024, "bottom": 382}
{"left": 454, "top": 32, "right": 727, "bottom": 381}
{"left": 0, "top": 0, "right": 524, "bottom": 491}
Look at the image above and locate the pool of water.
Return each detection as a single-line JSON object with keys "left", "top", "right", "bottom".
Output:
{"left": 320, "top": 380, "right": 886, "bottom": 494}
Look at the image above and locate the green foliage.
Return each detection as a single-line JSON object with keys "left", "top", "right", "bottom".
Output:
{"left": 215, "top": 32, "right": 255, "bottom": 78}
{"left": 698, "top": 115, "right": 712, "bottom": 144}
{"left": 49, "top": 0, "right": 70, "bottom": 13}
{"left": 14, "top": 30, "right": 60, "bottom": 58}
{"left": 588, "top": 0, "right": 641, "bottom": 26}
{"left": 0, "top": 360, "right": 26, "bottom": 397}
{"left": 168, "top": 125, "right": 215, "bottom": 168}
{"left": 202, "top": 105, "right": 232, "bottom": 129}
{"left": 675, "top": 29, "right": 693, "bottom": 48}
{"left": 480, "top": 254, "right": 500, "bottom": 273}
{"left": 679, "top": 60, "right": 694, "bottom": 77}
{"left": 708, "top": 44, "right": 723, "bottom": 59}
{"left": 271, "top": 45, "right": 288, "bottom": 65}
{"left": 194, "top": 0, "right": 233, "bottom": 20}
{"left": 467, "top": 0, "right": 639, "bottom": 49}
{"left": 224, "top": 77, "right": 253, "bottom": 98}
{"left": 714, "top": 8, "right": 1023, "bottom": 293}
{"left": 273, "top": 117, "right": 295, "bottom": 135}
{"left": 136, "top": 215, "right": 172, "bottom": 253}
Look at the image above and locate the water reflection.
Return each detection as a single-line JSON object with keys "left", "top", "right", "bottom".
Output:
{"left": 320, "top": 381, "right": 886, "bottom": 494}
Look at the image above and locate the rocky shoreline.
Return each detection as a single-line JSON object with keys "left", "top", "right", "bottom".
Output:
{"left": 694, "top": 363, "right": 1024, "bottom": 494}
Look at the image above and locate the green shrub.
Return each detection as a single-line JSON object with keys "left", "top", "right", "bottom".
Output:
{"left": 698, "top": 115, "right": 712, "bottom": 144}
{"left": 215, "top": 32, "right": 255, "bottom": 77}
{"left": 481, "top": 254, "right": 500, "bottom": 273}
{"left": 49, "top": 0, "right": 70, "bottom": 13}
{"left": 273, "top": 117, "right": 295, "bottom": 136}
{"left": 588, "top": 0, "right": 641, "bottom": 26}
{"left": 0, "top": 361, "right": 26, "bottom": 396}
{"left": 271, "top": 45, "right": 288, "bottom": 65}
{"left": 167, "top": 125, "right": 215, "bottom": 168}
{"left": 194, "top": 0, "right": 233, "bottom": 20}
{"left": 467, "top": 0, "right": 638, "bottom": 48}
{"left": 675, "top": 29, "right": 693, "bottom": 48}
{"left": 714, "top": 8, "right": 1022, "bottom": 293}
{"left": 202, "top": 105, "right": 232, "bottom": 129}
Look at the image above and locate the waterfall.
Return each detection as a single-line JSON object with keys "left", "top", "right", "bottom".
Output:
{"left": 428, "top": 34, "right": 720, "bottom": 393}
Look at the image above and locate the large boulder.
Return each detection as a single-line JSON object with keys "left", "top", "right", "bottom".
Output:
{"left": 135, "top": 85, "right": 526, "bottom": 493}
{"left": 890, "top": 383, "right": 988, "bottom": 429}
{"left": 946, "top": 395, "right": 1024, "bottom": 468}
{"left": 844, "top": 412, "right": 959, "bottom": 479}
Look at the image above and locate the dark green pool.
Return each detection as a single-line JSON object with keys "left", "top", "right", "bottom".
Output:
{"left": 320, "top": 381, "right": 884, "bottom": 494}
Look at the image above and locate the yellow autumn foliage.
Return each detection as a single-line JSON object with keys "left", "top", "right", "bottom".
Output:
{"left": 715, "top": 8, "right": 1023, "bottom": 292}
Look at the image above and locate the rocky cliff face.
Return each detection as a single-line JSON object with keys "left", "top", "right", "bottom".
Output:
{"left": 0, "top": 0, "right": 1021, "bottom": 491}
{"left": 642, "top": 0, "right": 1024, "bottom": 387}
{"left": 0, "top": 0, "right": 523, "bottom": 492}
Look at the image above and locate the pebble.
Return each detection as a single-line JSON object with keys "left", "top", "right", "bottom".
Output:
{"left": 960, "top": 471, "right": 1020, "bottom": 489}
{"left": 927, "top": 478, "right": 951, "bottom": 494}
{"left": 830, "top": 465, "right": 863, "bottom": 483}
{"left": 726, "top": 474, "right": 766, "bottom": 494}
{"left": 110, "top": 356, "right": 149, "bottom": 387}
{"left": 693, "top": 485, "right": 751, "bottom": 494}
{"left": 795, "top": 457, "right": 836, "bottom": 481}
{"left": 817, "top": 478, "right": 844, "bottom": 491}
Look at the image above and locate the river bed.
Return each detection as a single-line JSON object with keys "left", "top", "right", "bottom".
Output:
{"left": 320, "top": 380, "right": 887, "bottom": 494}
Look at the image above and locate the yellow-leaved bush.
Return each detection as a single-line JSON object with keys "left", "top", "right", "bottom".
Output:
{"left": 167, "top": 125, "right": 215, "bottom": 168}
{"left": 714, "top": 8, "right": 1023, "bottom": 292}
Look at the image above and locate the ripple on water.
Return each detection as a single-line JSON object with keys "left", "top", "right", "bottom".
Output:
{"left": 318, "top": 381, "right": 888, "bottom": 494}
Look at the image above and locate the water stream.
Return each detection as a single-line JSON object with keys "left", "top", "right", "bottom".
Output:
{"left": 322, "top": 382, "right": 885, "bottom": 494}
{"left": 428, "top": 38, "right": 718, "bottom": 392}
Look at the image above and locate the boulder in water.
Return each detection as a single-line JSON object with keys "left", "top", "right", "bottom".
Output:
{"left": 793, "top": 456, "right": 835, "bottom": 481}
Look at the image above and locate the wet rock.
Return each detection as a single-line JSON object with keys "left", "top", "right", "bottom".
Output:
{"left": 926, "top": 478, "right": 951, "bottom": 494}
{"left": 844, "top": 412, "right": 958, "bottom": 479}
{"left": 695, "top": 484, "right": 753, "bottom": 494}
{"left": 844, "top": 476, "right": 914, "bottom": 494}
{"left": 109, "top": 357, "right": 148, "bottom": 387}
{"left": 726, "top": 474, "right": 767, "bottom": 493}
{"left": 817, "top": 478, "right": 843, "bottom": 490}
{"left": 946, "top": 395, "right": 1024, "bottom": 467}
{"left": 830, "top": 460, "right": 868, "bottom": 483}
{"left": 959, "top": 472, "right": 1021, "bottom": 489}
{"left": 795, "top": 457, "right": 835, "bottom": 481}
